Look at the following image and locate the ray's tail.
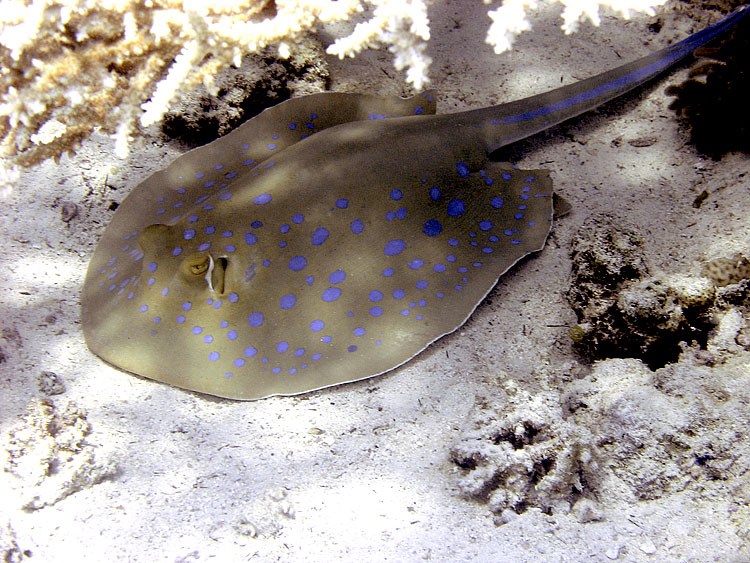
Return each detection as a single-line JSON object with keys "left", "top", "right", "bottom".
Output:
{"left": 467, "top": 5, "right": 749, "bottom": 153}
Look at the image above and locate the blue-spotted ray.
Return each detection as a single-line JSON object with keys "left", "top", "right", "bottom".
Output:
{"left": 82, "top": 7, "right": 748, "bottom": 399}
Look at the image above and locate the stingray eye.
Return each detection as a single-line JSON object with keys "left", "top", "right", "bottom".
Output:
{"left": 181, "top": 253, "right": 211, "bottom": 280}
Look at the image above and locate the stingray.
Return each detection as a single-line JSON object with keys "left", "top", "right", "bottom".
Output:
{"left": 82, "top": 7, "right": 748, "bottom": 400}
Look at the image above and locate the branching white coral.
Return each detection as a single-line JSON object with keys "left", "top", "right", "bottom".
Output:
{"left": 326, "top": 0, "right": 432, "bottom": 90}
{"left": 485, "top": 0, "right": 668, "bottom": 54}
{"left": 1, "top": 0, "right": 669, "bottom": 195}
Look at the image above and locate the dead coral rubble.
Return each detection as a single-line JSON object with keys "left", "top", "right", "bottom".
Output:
{"left": 4, "top": 399, "right": 116, "bottom": 510}
{"left": 566, "top": 213, "right": 718, "bottom": 369}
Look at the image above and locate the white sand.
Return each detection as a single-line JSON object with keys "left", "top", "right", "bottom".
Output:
{"left": 2, "top": 1, "right": 749, "bottom": 561}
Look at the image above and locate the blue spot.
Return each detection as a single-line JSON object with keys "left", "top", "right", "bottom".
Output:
{"left": 370, "top": 307, "right": 383, "bottom": 317}
{"left": 244, "top": 232, "right": 257, "bottom": 245}
{"left": 295, "top": 348, "right": 305, "bottom": 357}
{"left": 393, "top": 289, "right": 405, "bottom": 299}
{"left": 272, "top": 367, "right": 281, "bottom": 374}
{"left": 312, "top": 227, "right": 329, "bottom": 245}
{"left": 176, "top": 315, "right": 186, "bottom": 323}
{"left": 416, "top": 280, "right": 428, "bottom": 289}
{"left": 529, "top": 221, "right": 536, "bottom": 227}
{"left": 197, "top": 242, "right": 211, "bottom": 251}
{"left": 336, "top": 198, "right": 348, "bottom": 209}
{"left": 148, "top": 261, "right": 158, "bottom": 273}
{"left": 447, "top": 199, "right": 465, "bottom": 217}
{"left": 390, "top": 189, "right": 403, "bottom": 200}
{"left": 244, "top": 346, "right": 257, "bottom": 358}
{"left": 147, "top": 277, "right": 155, "bottom": 286}
{"left": 209, "top": 352, "right": 219, "bottom": 362}
{"left": 386, "top": 211, "right": 396, "bottom": 221}
{"left": 289, "top": 123, "right": 297, "bottom": 130}
{"left": 188, "top": 214, "right": 199, "bottom": 223}
{"left": 267, "top": 143, "right": 277, "bottom": 150}
{"left": 192, "top": 326, "right": 202, "bottom": 335}
{"left": 459, "top": 267, "right": 468, "bottom": 273}
{"left": 415, "top": 106, "right": 423, "bottom": 115}
{"left": 254, "top": 194, "right": 272, "bottom": 205}
{"left": 418, "top": 299, "right": 427, "bottom": 306}
{"left": 473, "top": 262, "right": 483, "bottom": 267}
{"left": 228, "top": 292, "right": 239, "bottom": 303}
{"left": 348, "top": 345, "right": 357, "bottom": 352}
{"left": 184, "top": 229, "right": 196, "bottom": 240}
{"left": 354, "top": 327, "right": 365, "bottom": 336}
{"left": 289, "top": 256, "right": 307, "bottom": 271}
{"left": 225, "top": 245, "right": 236, "bottom": 252}
{"left": 161, "top": 287, "right": 169, "bottom": 297}
{"left": 434, "top": 263, "right": 447, "bottom": 273}
{"left": 482, "top": 247, "right": 494, "bottom": 253}
{"left": 153, "top": 317, "right": 161, "bottom": 324}
{"left": 502, "top": 172, "right": 512, "bottom": 181}
{"left": 400, "top": 310, "right": 410, "bottom": 316}
{"left": 248, "top": 312, "right": 264, "bottom": 327}
{"left": 310, "top": 319, "right": 325, "bottom": 332}
{"left": 280, "top": 294, "right": 297, "bottom": 309}
{"left": 422, "top": 219, "right": 443, "bottom": 237}
{"left": 182, "top": 302, "right": 192, "bottom": 311}
{"left": 369, "top": 290, "right": 383, "bottom": 302}
{"left": 204, "top": 335, "right": 214, "bottom": 344}
{"left": 312, "top": 353, "right": 322, "bottom": 360}
{"left": 139, "top": 305, "right": 148, "bottom": 312}
{"left": 222, "top": 230, "right": 232, "bottom": 237}
{"left": 219, "top": 192, "right": 232, "bottom": 200}
{"left": 350, "top": 219, "right": 364, "bottom": 234}
{"left": 329, "top": 270, "right": 346, "bottom": 284}
{"left": 396, "top": 208, "right": 407, "bottom": 220}
{"left": 409, "top": 259, "right": 424, "bottom": 270}
{"left": 322, "top": 287, "right": 342, "bottom": 302}
{"left": 203, "top": 181, "right": 215, "bottom": 188}
{"left": 227, "top": 330, "right": 238, "bottom": 340}
{"left": 280, "top": 224, "right": 290, "bottom": 234}
{"left": 384, "top": 239, "right": 406, "bottom": 256}
{"left": 457, "top": 162, "right": 470, "bottom": 178}
{"left": 251, "top": 221, "right": 263, "bottom": 228}
{"left": 479, "top": 220, "right": 493, "bottom": 231}
{"left": 278, "top": 241, "right": 287, "bottom": 248}
{"left": 515, "top": 212, "right": 524, "bottom": 220}
{"left": 322, "top": 336, "right": 332, "bottom": 343}
{"left": 485, "top": 177, "right": 494, "bottom": 186}
{"left": 234, "top": 358, "right": 245, "bottom": 367}
{"left": 490, "top": 197, "right": 504, "bottom": 209}
{"left": 430, "top": 187, "right": 440, "bottom": 200}
{"left": 292, "top": 213, "right": 304, "bottom": 224}
{"left": 447, "top": 255, "right": 457, "bottom": 262}
{"left": 305, "top": 276, "right": 314, "bottom": 286}
{"left": 277, "top": 341, "right": 289, "bottom": 354}
{"left": 437, "top": 292, "right": 445, "bottom": 298}
{"left": 220, "top": 321, "right": 228, "bottom": 328}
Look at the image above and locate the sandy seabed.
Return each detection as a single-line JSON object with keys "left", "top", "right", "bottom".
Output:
{"left": 2, "top": 1, "right": 749, "bottom": 561}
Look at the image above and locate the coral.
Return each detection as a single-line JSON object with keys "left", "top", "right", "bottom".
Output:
{"left": 453, "top": 339, "right": 750, "bottom": 520}
{"left": 702, "top": 254, "right": 750, "bottom": 287}
{"left": 567, "top": 213, "right": 717, "bottom": 369}
{"left": 485, "top": 0, "right": 667, "bottom": 54}
{"left": 666, "top": 12, "right": 750, "bottom": 157}
{"left": 4, "top": 399, "right": 116, "bottom": 510}
{"left": 0, "top": 0, "right": 671, "bottom": 195}
{"left": 450, "top": 384, "right": 602, "bottom": 521}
